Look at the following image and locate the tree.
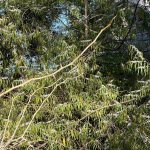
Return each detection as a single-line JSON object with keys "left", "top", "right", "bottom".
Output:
{"left": 0, "top": 0, "right": 149, "bottom": 149}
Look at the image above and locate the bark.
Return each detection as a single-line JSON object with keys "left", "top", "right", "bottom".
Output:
{"left": 84, "top": 0, "right": 88, "bottom": 39}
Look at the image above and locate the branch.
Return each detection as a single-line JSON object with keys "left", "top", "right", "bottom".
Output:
{"left": 60, "top": 98, "right": 137, "bottom": 135}
{"left": 114, "top": 0, "right": 140, "bottom": 51}
{"left": 4, "top": 74, "right": 82, "bottom": 148}
{"left": 0, "top": 15, "right": 116, "bottom": 98}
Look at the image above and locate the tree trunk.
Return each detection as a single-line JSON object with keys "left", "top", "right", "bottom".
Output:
{"left": 84, "top": 0, "right": 88, "bottom": 39}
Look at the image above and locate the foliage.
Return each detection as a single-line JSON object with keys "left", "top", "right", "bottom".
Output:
{"left": 0, "top": 0, "right": 149, "bottom": 149}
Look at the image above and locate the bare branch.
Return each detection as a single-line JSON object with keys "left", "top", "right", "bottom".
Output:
{"left": 0, "top": 15, "right": 116, "bottom": 98}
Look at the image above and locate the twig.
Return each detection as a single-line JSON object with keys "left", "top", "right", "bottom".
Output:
{"left": 78, "top": 99, "right": 135, "bottom": 123}
{"left": 0, "top": 93, "right": 22, "bottom": 146}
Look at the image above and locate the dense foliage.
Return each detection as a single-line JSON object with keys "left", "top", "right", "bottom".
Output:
{"left": 0, "top": 0, "right": 149, "bottom": 149}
